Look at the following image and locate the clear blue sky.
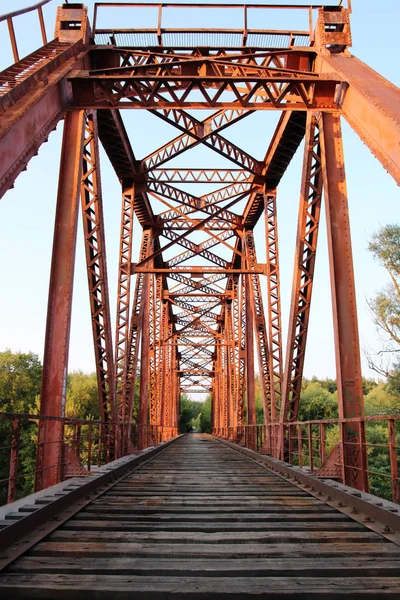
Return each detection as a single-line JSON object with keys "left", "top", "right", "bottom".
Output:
{"left": 0, "top": 0, "right": 398, "bottom": 383}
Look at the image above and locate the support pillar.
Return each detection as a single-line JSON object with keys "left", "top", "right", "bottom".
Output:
{"left": 138, "top": 270, "right": 151, "bottom": 450}
{"left": 36, "top": 111, "right": 85, "bottom": 491}
{"left": 244, "top": 263, "right": 256, "bottom": 426}
{"left": 321, "top": 112, "right": 369, "bottom": 492}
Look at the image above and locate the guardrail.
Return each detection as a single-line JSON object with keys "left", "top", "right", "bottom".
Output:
{"left": 0, "top": 0, "right": 56, "bottom": 62}
{"left": 0, "top": 411, "right": 177, "bottom": 505}
{"left": 215, "top": 414, "right": 400, "bottom": 503}
{"left": 92, "top": 1, "right": 352, "bottom": 48}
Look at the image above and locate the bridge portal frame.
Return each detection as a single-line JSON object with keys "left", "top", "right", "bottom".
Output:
{"left": 0, "top": 1, "right": 399, "bottom": 494}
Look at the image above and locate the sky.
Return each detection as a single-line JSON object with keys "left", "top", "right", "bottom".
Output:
{"left": 0, "top": 0, "right": 399, "bottom": 386}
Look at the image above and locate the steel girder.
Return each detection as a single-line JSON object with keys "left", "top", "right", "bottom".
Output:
{"left": 1, "top": 3, "right": 399, "bottom": 491}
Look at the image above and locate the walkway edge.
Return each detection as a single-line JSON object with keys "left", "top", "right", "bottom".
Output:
{"left": 0, "top": 434, "right": 184, "bottom": 572}
{"left": 213, "top": 435, "right": 400, "bottom": 545}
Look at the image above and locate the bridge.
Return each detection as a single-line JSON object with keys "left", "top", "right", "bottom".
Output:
{"left": 0, "top": 0, "right": 400, "bottom": 597}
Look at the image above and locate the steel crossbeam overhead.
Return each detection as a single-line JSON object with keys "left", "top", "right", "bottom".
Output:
{"left": 1, "top": 2, "right": 399, "bottom": 493}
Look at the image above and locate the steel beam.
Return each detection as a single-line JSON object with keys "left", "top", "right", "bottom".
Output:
{"left": 115, "top": 180, "right": 135, "bottom": 421}
{"left": 264, "top": 190, "right": 283, "bottom": 421}
{"left": 320, "top": 112, "right": 368, "bottom": 492}
{"left": 281, "top": 113, "right": 323, "bottom": 424}
{"left": 80, "top": 111, "right": 116, "bottom": 426}
{"left": 36, "top": 111, "right": 85, "bottom": 491}
{"left": 319, "top": 54, "right": 400, "bottom": 184}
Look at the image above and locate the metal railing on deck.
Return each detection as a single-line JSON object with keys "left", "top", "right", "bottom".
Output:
{"left": 92, "top": 1, "right": 352, "bottom": 48}
{"left": 215, "top": 414, "right": 400, "bottom": 504}
{"left": 0, "top": 412, "right": 177, "bottom": 505}
{"left": 0, "top": 0, "right": 54, "bottom": 62}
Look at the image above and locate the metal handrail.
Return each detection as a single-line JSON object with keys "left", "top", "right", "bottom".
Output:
{"left": 92, "top": 1, "right": 352, "bottom": 46}
{"left": 0, "top": 0, "right": 53, "bottom": 23}
{"left": 0, "top": 0, "right": 58, "bottom": 63}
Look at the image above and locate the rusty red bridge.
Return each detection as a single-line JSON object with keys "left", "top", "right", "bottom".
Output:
{"left": 0, "top": 1, "right": 400, "bottom": 597}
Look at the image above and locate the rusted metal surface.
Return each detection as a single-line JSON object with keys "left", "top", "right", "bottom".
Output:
{"left": 320, "top": 112, "right": 368, "bottom": 492}
{"left": 37, "top": 110, "right": 86, "bottom": 491}
{"left": 0, "top": 2, "right": 399, "bottom": 497}
{"left": 80, "top": 112, "right": 116, "bottom": 427}
{"left": 319, "top": 54, "right": 400, "bottom": 184}
{"left": 281, "top": 112, "right": 323, "bottom": 428}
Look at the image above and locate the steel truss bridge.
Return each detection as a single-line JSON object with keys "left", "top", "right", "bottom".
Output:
{"left": 0, "top": 1, "right": 400, "bottom": 596}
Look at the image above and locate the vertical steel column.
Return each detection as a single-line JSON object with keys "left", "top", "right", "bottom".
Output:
{"left": 238, "top": 273, "right": 246, "bottom": 428}
{"left": 173, "top": 348, "right": 180, "bottom": 433}
{"left": 115, "top": 179, "right": 135, "bottom": 420}
{"left": 244, "top": 229, "right": 272, "bottom": 424}
{"left": 138, "top": 232, "right": 153, "bottom": 450}
{"left": 264, "top": 189, "right": 283, "bottom": 422}
{"left": 221, "top": 315, "right": 229, "bottom": 435}
{"left": 243, "top": 246, "right": 256, "bottom": 426}
{"left": 160, "top": 301, "right": 171, "bottom": 439}
{"left": 124, "top": 229, "right": 152, "bottom": 437}
{"left": 225, "top": 298, "right": 235, "bottom": 432}
{"left": 148, "top": 271, "right": 157, "bottom": 439}
{"left": 320, "top": 113, "right": 368, "bottom": 492}
{"left": 80, "top": 112, "right": 116, "bottom": 427}
{"left": 37, "top": 111, "right": 85, "bottom": 491}
{"left": 281, "top": 113, "right": 323, "bottom": 424}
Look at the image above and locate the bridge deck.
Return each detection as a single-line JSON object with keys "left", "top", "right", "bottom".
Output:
{"left": 1, "top": 434, "right": 400, "bottom": 598}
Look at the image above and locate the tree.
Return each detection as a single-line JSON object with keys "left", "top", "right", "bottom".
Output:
{"left": 0, "top": 349, "right": 42, "bottom": 413}
{"left": 178, "top": 394, "right": 203, "bottom": 433}
{"left": 364, "top": 382, "right": 400, "bottom": 416}
{"left": 367, "top": 224, "right": 400, "bottom": 394}
{"left": 0, "top": 350, "right": 42, "bottom": 503}
{"left": 199, "top": 395, "right": 212, "bottom": 433}
{"left": 65, "top": 371, "right": 100, "bottom": 420}
{"left": 298, "top": 381, "right": 338, "bottom": 421}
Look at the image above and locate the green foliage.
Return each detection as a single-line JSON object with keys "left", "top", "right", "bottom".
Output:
{"left": 65, "top": 371, "right": 100, "bottom": 420}
{"left": 178, "top": 394, "right": 203, "bottom": 433}
{"left": 364, "top": 382, "right": 400, "bottom": 416}
{"left": 0, "top": 350, "right": 42, "bottom": 504}
{"left": 0, "top": 349, "right": 42, "bottom": 413}
{"left": 298, "top": 382, "right": 338, "bottom": 421}
{"left": 387, "top": 363, "right": 400, "bottom": 397}
{"left": 199, "top": 395, "right": 211, "bottom": 433}
{"left": 369, "top": 224, "right": 400, "bottom": 281}
{"left": 367, "top": 224, "right": 400, "bottom": 385}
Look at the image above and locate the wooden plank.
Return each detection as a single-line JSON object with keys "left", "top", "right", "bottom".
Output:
{"left": 47, "top": 530, "right": 383, "bottom": 544}
{"left": 60, "top": 520, "right": 365, "bottom": 532}
{"left": 10, "top": 556, "right": 400, "bottom": 577}
{"left": 1, "top": 574, "right": 400, "bottom": 598}
{"left": 30, "top": 541, "right": 399, "bottom": 558}
{"left": 2, "top": 433, "right": 400, "bottom": 597}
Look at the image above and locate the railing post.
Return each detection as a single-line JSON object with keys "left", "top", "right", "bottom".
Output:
{"left": 288, "top": 424, "right": 294, "bottom": 464}
{"left": 37, "top": 6, "right": 47, "bottom": 44}
{"left": 7, "top": 417, "right": 20, "bottom": 504}
{"left": 76, "top": 423, "right": 81, "bottom": 462}
{"left": 97, "top": 423, "right": 102, "bottom": 467}
{"left": 319, "top": 423, "right": 326, "bottom": 465}
{"left": 7, "top": 18, "right": 19, "bottom": 63}
{"left": 87, "top": 423, "right": 92, "bottom": 473}
{"left": 297, "top": 424, "right": 303, "bottom": 468}
{"left": 308, "top": 423, "right": 313, "bottom": 472}
{"left": 388, "top": 419, "right": 399, "bottom": 504}
{"left": 34, "top": 418, "right": 45, "bottom": 491}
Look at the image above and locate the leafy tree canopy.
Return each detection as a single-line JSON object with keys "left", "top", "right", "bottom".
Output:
{"left": 65, "top": 371, "right": 100, "bottom": 420}
{"left": 178, "top": 394, "right": 203, "bottom": 433}
{"left": 367, "top": 224, "right": 400, "bottom": 395}
{"left": 0, "top": 349, "right": 42, "bottom": 413}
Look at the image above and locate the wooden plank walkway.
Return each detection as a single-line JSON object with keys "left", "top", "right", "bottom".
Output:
{"left": 1, "top": 433, "right": 400, "bottom": 598}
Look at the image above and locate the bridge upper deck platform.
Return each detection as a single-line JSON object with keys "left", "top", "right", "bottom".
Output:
{"left": 1, "top": 434, "right": 400, "bottom": 598}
